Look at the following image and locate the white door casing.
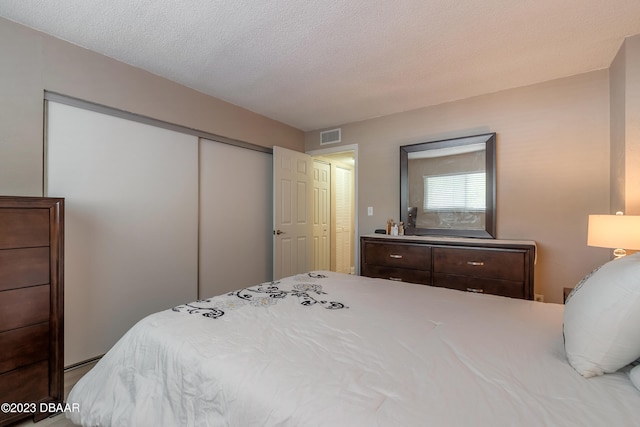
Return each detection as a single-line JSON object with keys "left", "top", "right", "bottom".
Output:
{"left": 273, "top": 146, "right": 313, "bottom": 280}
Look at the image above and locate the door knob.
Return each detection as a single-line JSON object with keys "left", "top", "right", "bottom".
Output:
{"left": 274, "top": 229, "right": 285, "bottom": 235}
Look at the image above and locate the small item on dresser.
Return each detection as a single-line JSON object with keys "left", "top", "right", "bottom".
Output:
{"left": 374, "top": 229, "right": 387, "bottom": 234}
{"left": 399, "top": 222, "right": 405, "bottom": 236}
{"left": 391, "top": 224, "right": 399, "bottom": 236}
{"left": 386, "top": 219, "right": 394, "bottom": 235}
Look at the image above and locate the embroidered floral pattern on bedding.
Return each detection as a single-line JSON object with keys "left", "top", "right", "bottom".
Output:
{"left": 172, "top": 273, "right": 348, "bottom": 318}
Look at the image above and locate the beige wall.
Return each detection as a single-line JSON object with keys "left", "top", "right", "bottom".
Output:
{"left": 0, "top": 17, "right": 304, "bottom": 196}
{"left": 306, "top": 71, "right": 612, "bottom": 303}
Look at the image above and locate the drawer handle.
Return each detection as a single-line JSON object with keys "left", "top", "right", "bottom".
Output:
{"left": 467, "top": 261, "right": 484, "bottom": 266}
{"left": 467, "top": 288, "right": 484, "bottom": 293}
{"left": 389, "top": 277, "right": 403, "bottom": 281}
{"left": 389, "top": 254, "right": 403, "bottom": 259}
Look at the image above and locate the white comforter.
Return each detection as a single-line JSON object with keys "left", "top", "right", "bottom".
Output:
{"left": 68, "top": 272, "right": 640, "bottom": 426}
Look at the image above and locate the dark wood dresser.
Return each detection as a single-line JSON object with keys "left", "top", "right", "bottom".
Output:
{"left": 361, "top": 235, "right": 535, "bottom": 300}
{"left": 0, "top": 196, "right": 64, "bottom": 426}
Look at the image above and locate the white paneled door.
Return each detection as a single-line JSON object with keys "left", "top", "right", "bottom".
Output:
{"left": 273, "top": 146, "right": 313, "bottom": 280}
{"left": 334, "top": 164, "right": 353, "bottom": 273}
{"left": 312, "top": 160, "right": 331, "bottom": 270}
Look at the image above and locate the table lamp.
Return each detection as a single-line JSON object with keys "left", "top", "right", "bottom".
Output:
{"left": 587, "top": 212, "right": 640, "bottom": 258}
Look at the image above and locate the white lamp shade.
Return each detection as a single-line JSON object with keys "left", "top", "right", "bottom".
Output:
{"left": 587, "top": 215, "right": 640, "bottom": 250}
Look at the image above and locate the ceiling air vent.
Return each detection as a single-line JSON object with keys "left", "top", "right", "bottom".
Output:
{"left": 320, "top": 128, "right": 341, "bottom": 145}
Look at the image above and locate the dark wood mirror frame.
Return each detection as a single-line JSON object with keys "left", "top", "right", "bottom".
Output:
{"left": 400, "top": 133, "right": 496, "bottom": 239}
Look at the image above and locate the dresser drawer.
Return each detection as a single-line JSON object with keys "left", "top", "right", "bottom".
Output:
{"left": 433, "top": 274, "right": 525, "bottom": 299}
{"left": 0, "top": 285, "right": 50, "bottom": 332}
{"left": 362, "top": 265, "right": 431, "bottom": 285}
{"left": 0, "top": 323, "right": 49, "bottom": 373}
{"left": 363, "top": 241, "right": 431, "bottom": 269}
{"left": 433, "top": 247, "right": 525, "bottom": 281}
{"left": 0, "top": 360, "right": 49, "bottom": 407}
{"left": 0, "top": 247, "right": 50, "bottom": 292}
{"left": 0, "top": 208, "right": 50, "bottom": 250}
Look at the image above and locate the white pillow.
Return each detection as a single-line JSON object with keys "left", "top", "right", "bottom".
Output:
{"left": 631, "top": 365, "right": 640, "bottom": 391}
{"left": 563, "top": 252, "right": 640, "bottom": 377}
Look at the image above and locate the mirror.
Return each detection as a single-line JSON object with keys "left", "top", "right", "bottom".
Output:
{"left": 400, "top": 133, "right": 496, "bottom": 238}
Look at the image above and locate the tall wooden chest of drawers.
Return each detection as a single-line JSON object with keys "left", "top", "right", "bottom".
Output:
{"left": 361, "top": 235, "right": 535, "bottom": 300}
{"left": 0, "top": 196, "right": 64, "bottom": 426}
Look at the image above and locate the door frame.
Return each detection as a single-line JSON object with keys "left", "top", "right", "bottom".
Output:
{"left": 307, "top": 144, "right": 359, "bottom": 274}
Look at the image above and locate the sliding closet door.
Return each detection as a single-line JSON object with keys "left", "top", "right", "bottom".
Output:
{"left": 199, "top": 139, "right": 272, "bottom": 298}
{"left": 46, "top": 102, "right": 198, "bottom": 366}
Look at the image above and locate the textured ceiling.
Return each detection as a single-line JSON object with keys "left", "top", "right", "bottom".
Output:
{"left": 1, "top": 1, "right": 640, "bottom": 131}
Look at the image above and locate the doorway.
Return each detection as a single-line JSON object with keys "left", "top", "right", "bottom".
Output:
{"left": 308, "top": 146, "right": 357, "bottom": 275}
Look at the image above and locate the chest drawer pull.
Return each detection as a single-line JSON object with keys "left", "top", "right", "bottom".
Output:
{"left": 389, "top": 254, "right": 403, "bottom": 259}
{"left": 389, "top": 277, "right": 403, "bottom": 281}
{"left": 467, "top": 261, "right": 484, "bottom": 266}
{"left": 466, "top": 288, "right": 484, "bottom": 293}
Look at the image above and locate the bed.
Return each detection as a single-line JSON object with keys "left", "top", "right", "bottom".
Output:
{"left": 67, "top": 270, "right": 640, "bottom": 426}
